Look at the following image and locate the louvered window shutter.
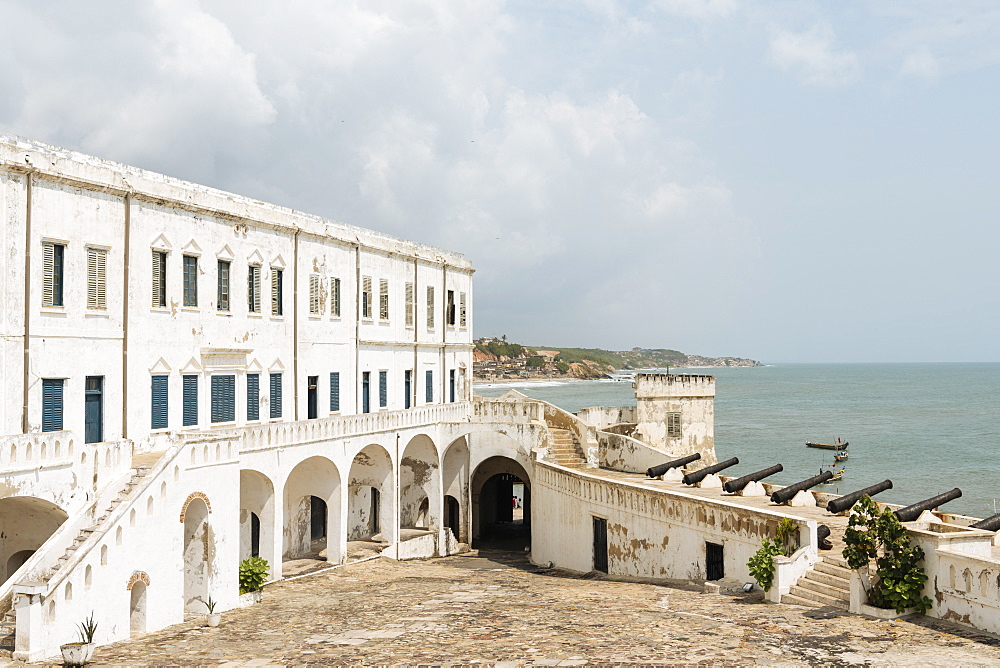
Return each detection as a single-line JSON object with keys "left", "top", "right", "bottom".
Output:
{"left": 41, "top": 378, "right": 64, "bottom": 431}
{"left": 211, "top": 375, "right": 235, "bottom": 423}
{"left": 329, "top": 372, "right": 340, "bottom": 412}
{"left": 426, "top": 286, "right": 434, "bottom": 329}
{"left": 271, "top": 268, "right": 283, "bottom": 315}
{"left": 269, "top": 373, "right": 282, "bottom": 418}
{"left": 247, "top": 373, "right": 260, "bottom": 421}
{"left": 309, "top": 274, "right": 320, "bottom": 314}
{"left": 459, "top": 292, "right": 467, "bottom": 327}
{"left": 405, "top": 282, "right": 414, "bottom": 326}
{"left": 379, "top": 371, "right": 388, "bottom": 407}
{"left": 87, "top": 248, "right": 107, "bottom": 309}
{"left": 151, "top": 376, "right": 168, "bottom": 429}
{"left": 362, "top": 276, "right": 372, "bottom": 318}
{"left": 379, "top": 279, "right": 389, "bottom": 320}
{"left": 425, "top": 370, "right": 433, "bottom": 403}
{"left": 248, "top": 266, "right": 261, "bottom": 312}
{"left": 332, "top": 278, "right": 341, "bottom": 317}
{"left": 182, "top": 375, "right": 198, "bottom": 426}
{"left": 42, "top": 243, "right": 55, "bottom": 306}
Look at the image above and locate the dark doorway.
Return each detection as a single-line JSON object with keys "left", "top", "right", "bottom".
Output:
{"left": 84, "top": 376, "right": 103, "bottom": 444}
{"left": 476, "top": 472, "right": 530, "bottom": 549}
{"left": 362, "top": 372, "right": 370, "bottom": 414}
{"left": 593, "top": 517, "right": 608, "bottom": 573}
{"left": 250, "top": 512, "right": 261, "bottom": 557}
{"left": 706, "top": 542, "right": 724, "bottom": 580}
{"left": 444, "top": 495, "right": 460, "bottom": 539}
{"left": 370, "top": 488, "right": 380, "bottom": 535}
{"left": 404, "top": 370, "right": 412, "bottom": 409}
{"left": 307, "top": 376, "right": 318, "bottom": 419}
{"left": 310, "top": 495, "right": 327, "bottom": 540}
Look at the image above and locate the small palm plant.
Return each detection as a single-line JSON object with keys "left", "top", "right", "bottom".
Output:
{"left": 77, "top": 613, "right": 98, "bottom": 644}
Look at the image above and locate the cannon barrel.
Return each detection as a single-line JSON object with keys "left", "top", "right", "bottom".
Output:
{"left": 645, "top": 453, "right": 702, "bottom": 478}
{"left": 770, "top": 471, "right": 833, "bottom": 504}
{"left": 817, "top": 524, "right": 831, "bottom": 542}
{"left": 826, "top": 480, "right": 893, "bottom": 514}
{"left": 723, "top": 464, "right": 784, "bottom": 494}
{"left": 970, "top": 512, "right": 1000, "bottom": 532}
{"left": 682, "top": 457, "right": 739, "bottom": 486}
{"left": 894, "top": 488, "right": 962, "bottom": 522}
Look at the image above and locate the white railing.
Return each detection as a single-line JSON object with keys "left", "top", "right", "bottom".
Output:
{"left": 241, "top": 402, "right": 471, "bottom": 452}
{"left": 0, "top": 431, "right": 132, "bottom": 493}
{"left": 472, "top": 395, "right": 542, "bottom": 423}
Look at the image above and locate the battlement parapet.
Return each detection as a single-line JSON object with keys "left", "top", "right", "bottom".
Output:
{"left": 634, "top": 373, "right": 715, "bottom": 399}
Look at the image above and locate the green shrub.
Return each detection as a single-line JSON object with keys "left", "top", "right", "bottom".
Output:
{"left": 747, "top": 518, "right": 798, "bottom": 592}
{"left": 842, "top": 495, "right": 932, "bottom": 613}
{"left": 239, "top": 557, "right": 269, "bottom": 594}
{"left": 555, "top": 361, "right": 570, "bottom": 373}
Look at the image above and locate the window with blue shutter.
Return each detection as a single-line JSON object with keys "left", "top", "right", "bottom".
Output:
{"left": 269, "top": 373, "right": 282, "bottom": 418}
{"left": 211, "top": 375, "right": 236, "bottom": 423}
{"left": 41, "top": 378, "right": 64, "bottom": 432}
{"left": 425, "top": 370, "right": 433, "bottom": 403}
{"left": 247, "top": 373, "right": 260, "bottom": 421}
{"left": 449, "top": 369, "right": 456, "bottom": 403}
{"left": 151, "top": 376, "right": 168, "bottom": 429}
{"left": 182, "top": 375, "right": 198, "bottom": 426}
{"left": 329, "top": 372, "right": 340, "bottom": 412}
{"left": 379, "top": 370, "right": 387, "bottom": 407}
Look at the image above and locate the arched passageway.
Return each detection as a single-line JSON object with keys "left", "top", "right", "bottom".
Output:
{"left": 399, "top": 435, "right": 440, "bottom": 533}
{"left": 182, "top": 497, "right": 213, "bottom": 613}
{"left": 240, "top": 469, "right": 276, "bottom": 567}
{"left": 283, "top": 457, "right": 341, "bottom": 564}
{"left": 0, "top": 496, "right": 68, "bottom": 584}
{"left": 442, "top": 437, "right": 470, "bottom": 542}
{"left": 130, "top": 581, "right": 147, "bottom": 635}
{"left": 471, "top": 456, "right": 531, "bottom": 550}
{"left": 347, "top": 444, "right": 394, "bottom": 547}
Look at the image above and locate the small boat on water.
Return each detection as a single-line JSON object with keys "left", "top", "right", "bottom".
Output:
{"left": 834, "top": 450, "right": 849, "bottom": 462}
{"left": 807, "top": 440, "right": 849, "bottom": 451}
{"left": 818, "top": 465, "right": 845, "bottom": 482}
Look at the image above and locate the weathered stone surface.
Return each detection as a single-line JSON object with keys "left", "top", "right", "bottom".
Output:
{"left": 77, "top": 551, "right": 1000, "bottom": 667}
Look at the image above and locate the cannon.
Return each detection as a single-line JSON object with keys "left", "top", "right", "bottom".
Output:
{"left": 682, "top": 457, "right": 739, "bottom": 486}
{"left": 894, "top": 488, "right": 962, "bottom": 522}
{"left": 817, "top": 524, "right": 833, "bottom": 550}
{"left": 826, "top": 480, "right": 893, "bottom": 514}
{"left": 645, "top": 453, "right": 701, "bottom": 478}
{"left": 770, "top": 471, "right": 833, "bottom": 504}
{"left": 723, "top": 464, "right": 783, "bottom": 494}
{"left": 970, "top": 512, "right": 1000, "bottom": 532}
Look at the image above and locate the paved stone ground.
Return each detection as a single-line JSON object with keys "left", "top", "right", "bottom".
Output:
{"left": 43, "top": 549, "right": 1000, "bottom": 667}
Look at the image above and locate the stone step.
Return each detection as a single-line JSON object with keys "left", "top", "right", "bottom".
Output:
{"left": 797, "top": 577, "right": 849, "bottom": 599}
{"left": 780, "top": 592, "right": 847, "bottom": 610}
{"left": 805, "top": 568, "right": 850, "bottom": 589}
{"left": 787, "top": 584, "right": 849, "bottom": 609}
{"left": 814, "top": 560, "right": 852, "bottom": 579}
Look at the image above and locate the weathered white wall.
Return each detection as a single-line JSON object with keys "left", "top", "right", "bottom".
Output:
{"left": 634, "top": 374, "right": 716, "bottom": 466}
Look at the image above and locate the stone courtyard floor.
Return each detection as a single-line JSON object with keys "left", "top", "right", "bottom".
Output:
{"left": 40, "top": 549, "right": 1000, "bottom": 667}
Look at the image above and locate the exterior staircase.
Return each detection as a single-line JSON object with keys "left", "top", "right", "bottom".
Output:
{"left": 0, "top": 451, "right": 162, "bottom": 654}
{"left": 783, "top": 553, "right": 852, "bottom": 610}
{"left": 547, "top": 427, "right": 587, "bottom": 468}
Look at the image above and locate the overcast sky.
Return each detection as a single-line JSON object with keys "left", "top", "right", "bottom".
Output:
{"left": 2, "top": 1, "right": 997, "bottom": 362}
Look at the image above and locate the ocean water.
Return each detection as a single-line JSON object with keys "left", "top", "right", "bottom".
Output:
{"left": 474, "top": 363, "right": 1000, "bottom": 519}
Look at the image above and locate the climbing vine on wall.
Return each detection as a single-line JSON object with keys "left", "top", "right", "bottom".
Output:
{"left": 747, "top": 518, "right": 798, "bottom": 592}
{"left": 842, "top": 495, "right": 933, "bottom": 614}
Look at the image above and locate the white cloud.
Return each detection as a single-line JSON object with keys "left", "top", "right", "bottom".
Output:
{"left": 900, "top": 45, "right": 941, "bottom": 80}
{"left": 769, "top": 25, "right": 861, "bottom": 86}
{"left": 654, "top": 0, "right": 738, "bottom": 20}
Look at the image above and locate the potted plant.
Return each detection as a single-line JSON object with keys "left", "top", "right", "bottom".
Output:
{"left": 205, "top": 596, "right": 221, "bottom": 627}
{"left": 60, "top": 613, "right": 97, "bottom": 666}
{"left": 239, "top": 557, "right": 269, "bottom": 606}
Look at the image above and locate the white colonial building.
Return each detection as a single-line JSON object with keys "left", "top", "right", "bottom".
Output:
{"left": 3, "top": 136, "right": 1000, "bottom": 662}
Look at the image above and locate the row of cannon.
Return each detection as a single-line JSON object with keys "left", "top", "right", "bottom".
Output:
{"left": 644, "top": 453, "right": 1000, "bottom": 528}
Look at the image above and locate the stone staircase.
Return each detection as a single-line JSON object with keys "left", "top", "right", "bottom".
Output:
{"left": 547, "top": 427, "right": 587, "bottom": 467}
{"left": 0, "top": 452, "right": 162, "bottom": 653}
{"left": 783, "top": 553, "right": 851, "bottom": 610}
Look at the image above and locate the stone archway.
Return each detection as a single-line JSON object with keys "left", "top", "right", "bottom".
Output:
{"left": 0, "top": 496, "right": 68, "bottom": 584}
{"left": 347, "top": 444, "right": 394, "bottom": 546}
{"left": 442, "top": 437, "right": 470, "bottom": 542}
{"left": 400, "top": 435, "right": 440, "bottom": 531}
{"left": 282, "top": 456, "right": 342, "bottom": 564}
{"left": 182, "top": 496, "right": 213, "bottom": 613}
{"left": 471, "top": 456, "right": 531, "bottom": 549}
{"left": 240, "top": 469, "right": 276, "bottom": 568}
